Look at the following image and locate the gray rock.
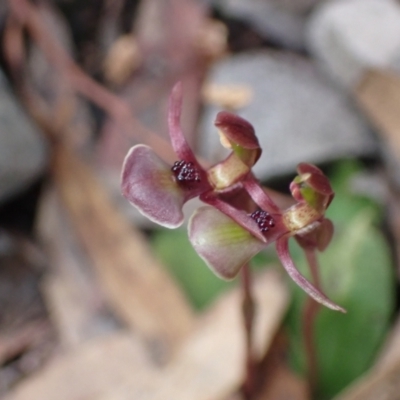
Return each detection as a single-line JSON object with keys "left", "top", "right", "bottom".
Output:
{"left": 307, "top": 0, "right": 400, "bottom": 89}
{"left": 200, "top": 51, "right": 376, "bottom": 180}
{"left": 0, "top": 70, "right": 48, "bottom": 202}
{"left": 207, "top": 0, "right": 310, "bottom": 50}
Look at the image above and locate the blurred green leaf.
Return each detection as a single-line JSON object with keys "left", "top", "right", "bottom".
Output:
{"left": 325, "top": 159, "right": 383, "bottom": 226}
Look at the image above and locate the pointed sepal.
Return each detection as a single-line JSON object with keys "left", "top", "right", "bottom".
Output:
{"left": 276, "top": 237, "right": 346, "bottom": 313}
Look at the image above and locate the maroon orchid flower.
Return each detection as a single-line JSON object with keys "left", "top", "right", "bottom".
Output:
{"left": 189, "top": 164, "right": 345, "bottom": 313}
{"left": 121, "top": 82, "right": 261, "bottom": 228}
{"left": 121, "top": 82, "right": 344, "bottom": 313}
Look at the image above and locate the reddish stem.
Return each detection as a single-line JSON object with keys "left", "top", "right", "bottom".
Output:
{"left": 241, "top": 263, "right": 256, "bottom": 400}
{"left": 302, "top": 248, "right": 321, "bottom": 395}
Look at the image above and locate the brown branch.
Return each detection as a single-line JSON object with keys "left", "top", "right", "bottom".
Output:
{"left": 7, "top": 0, "right": 176, "bottom": 161}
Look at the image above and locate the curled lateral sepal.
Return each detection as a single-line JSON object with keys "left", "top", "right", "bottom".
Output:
{"left": 276, "top": 237, "right": 346, "bottom": 313}
{"left": 188, "top": 206, "right": 266, "bottom": 280}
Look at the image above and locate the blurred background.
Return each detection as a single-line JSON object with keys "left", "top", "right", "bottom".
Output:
{"left": 1, "top": 0, "right": 400, "bottom": 399}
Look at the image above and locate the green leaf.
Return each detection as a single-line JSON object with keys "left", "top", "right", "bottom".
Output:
{"left": 318, "top": 211, "right": 393, "bottom": 398}
{"left": 326, "top": 159, "right": 382, "bottom": 226}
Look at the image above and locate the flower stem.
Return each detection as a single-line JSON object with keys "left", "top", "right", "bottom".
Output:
{"left": 302, "top": 249, "right": 321, "bottom": 395}
{"left": 241, "top": 263, "right": 256, "bottom": 399}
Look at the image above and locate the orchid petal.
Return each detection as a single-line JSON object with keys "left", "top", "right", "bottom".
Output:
{"left": 215, "top": 112, "right": 261, "bottom": 167}
{"left": 282, "top": 202, "right": 321, "bottom": 234}
{"left": 306, "top": 173, "right": 334, "bottom": 199}
{"left": 215, "top": 112, "right": 259, "bottom": 150}
{"left": 295, "top": 218, "right": 334, "bottom": 251}
{"left": 207, "top": 153, "right": 250, "bottom": 190}
{"left": 202, "top": 191, "right": 289, "bottom": 244}
{"left": 121, "top": 145, "right": 185, "bottom": 228}
{"left": 188, "top": 206, "right": 266, "bottom": 280}
{"left": 276, "top": 237, "right": 346, "bottom": 313}
{"left": 295, "top": 163, "right": 334, "bottom": 208}
{"left": 316, "top": 218, "right": 334, "bottom": 251}
{"left": 243, "top": 177, "right": 282, "bottom": 213}
{"left": 297, "top": 163, "right": 324, "bottom": 176}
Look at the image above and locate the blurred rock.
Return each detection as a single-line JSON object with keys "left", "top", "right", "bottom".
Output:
{"left": 307, "top": 0, "right": 400, "bottom": 89}
{"left": 207, "top": 0, "right": 311, "bottom": 50}
{"left": 200, "top": 52, "right": 376, "bottom": 180}
{"left": 0, "top": 70, "right": 47, "bottom": 203}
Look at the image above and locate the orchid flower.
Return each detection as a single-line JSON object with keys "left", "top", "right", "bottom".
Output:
{"left": 189, "top": 164, "right": 345, "bottom": 313}
{"left": 121, "top": 82, "right": 345, "bottom": 313}
{"left": 121, "top": 82, "right": 261, "bottom": 228}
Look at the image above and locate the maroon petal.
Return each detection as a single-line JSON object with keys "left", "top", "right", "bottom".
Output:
{"left": 306, "top": 173, "right": 334, "bottom": 197}
{"left": 295, "top": 218, "right": 334, "bottom": 251}
{"left": 215, "top": 111, "right": 260, "bottom": 150}
{"left": 243, "top": 177, "right": 282, "bottom": 213}
{"left": 297, "top": 163, "right": 324, "bottom": 176}
{"left": 276, "top": 237, "right": 346, "bottom": 313}
{"left": 316, "top": 218, "right": 334, "bottom": 251}
{"left": 202, "top": 191, "right": 289, "bottom": 245}
{"left": 188, "top": 206, "right": 266, "bottom": 280}
{"left": 215, "top": 112, "right": 261, "bottom": 167}
{"left": 207, "top": 153, "right": 251, "bottom": 190}
{"left": 121, "top": 145, "right": 185, "bottom": 228}
{"left": 297, "top": 163, "right": 334, "bottom": 198}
